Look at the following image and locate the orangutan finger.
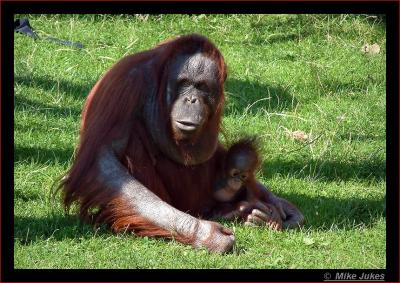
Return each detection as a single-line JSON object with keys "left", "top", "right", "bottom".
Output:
{"left": 246, "top": 212, "right": 266, "bottom": 226}
{"left": 251, "top": 209, "right": 272, "bottom": 222}
{"left": 275, "top": 201, "right": 287, "bottom": 220}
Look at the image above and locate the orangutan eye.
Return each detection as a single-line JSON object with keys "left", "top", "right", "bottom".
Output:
{"left": 240, "top": 173, "right": 248, "bottom": 181}
{"left": 178, "top": 78, "right": 191, "bottom": 88}
{"left": 195, "top": 82, "right": 210, "bottom": 93}
{"left": 230, "top": 169, "right": 240, "bottom": 177}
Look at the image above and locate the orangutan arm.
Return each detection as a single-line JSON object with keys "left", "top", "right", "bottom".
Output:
{"left": 97, "top": 145, "right": 235, "bottom": 253}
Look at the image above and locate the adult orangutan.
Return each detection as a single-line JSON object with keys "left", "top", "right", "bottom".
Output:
{"left": 58, "top": 34, "right": 304, "bottom": 253}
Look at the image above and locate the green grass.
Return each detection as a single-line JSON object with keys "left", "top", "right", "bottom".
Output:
{"left": 14, "top": 14, "right": 386, "bottom": 268}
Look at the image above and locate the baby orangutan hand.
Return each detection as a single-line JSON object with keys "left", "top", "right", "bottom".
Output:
{"left": 244, "top": 201, "right": 283, "bottom": 231}
{"left": 220, "top": 201, "right": 283, "bottom": 230}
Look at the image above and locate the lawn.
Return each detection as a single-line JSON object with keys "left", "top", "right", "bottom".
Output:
{"left": 14, "top": 14, "right": 386, "bottom": 269}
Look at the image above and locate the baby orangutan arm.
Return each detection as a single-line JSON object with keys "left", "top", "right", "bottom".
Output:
{"left": 218, "top": 182, "right": 304, "bottom": 230}
{"left": 249, "top": 183, "right": 305, "bottom": 229}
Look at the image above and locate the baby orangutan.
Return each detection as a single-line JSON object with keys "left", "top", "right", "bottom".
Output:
{"left": 213, "top": 138, "right": 284, "bottom": 230}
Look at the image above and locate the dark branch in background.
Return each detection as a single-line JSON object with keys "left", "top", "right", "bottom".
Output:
{"left": 14, "top": 18, "right": 84, "bottom": 49}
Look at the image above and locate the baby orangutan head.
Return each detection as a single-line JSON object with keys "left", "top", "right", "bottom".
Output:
{"left": 225, "top": 137, "right": 261, "bottom": 190}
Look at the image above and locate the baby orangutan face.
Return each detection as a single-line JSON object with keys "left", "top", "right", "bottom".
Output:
{"left": 213, "top": 138, "right": 261, "bottom": 203}
{"left": 213, "top": 152, "right": 258, "bottom": 202}
{"left": 226, "top": 153, "right": 257, "bottom": 191}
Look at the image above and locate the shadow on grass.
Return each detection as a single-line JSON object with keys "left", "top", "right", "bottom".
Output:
{"left": 262, "top": 157, "right": 386, "bottom": 182}
{"left": 275, "top": 191, "right": 385, "bottom": 231}
{"left": 320, "top": 79, "right": 382, "bottom": 95}
{"left": 224, "top": 78, "right": 297, "bottom": 114}
{"left": 14, "top": 74, "right": 94, "bottom": 118}
{"left": 260, "top": 156, "right": 386, "bottom": 231}
{"left": 238, "top": 33, "right": 298, "bottom": 46}
{"left": 14, "top": 145, "right": 74, "bottom": 165}
{"left": 15, "top": 95, "right": 82, "bottom": 118}
{"left": 14, "top": 188, "right": 44, "bottom": 202}
{"left": 14, "top": 214, "right": 112, "bottom": 245}
{"left": 14, "top": 74, "right": 93, "bottom": 101}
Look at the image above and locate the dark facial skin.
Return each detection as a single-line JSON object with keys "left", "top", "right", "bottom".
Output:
{"left": 214, "top": 151, "right": 257, "bottom": 202}
{"left": 169, "top": 53, "right": 220, "bottom": 140}
{"left": 144, "top": 52, "right": 222, "bottom": 165}
{"left": 226, "top": 153, "right": 256, "bottom": 190}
